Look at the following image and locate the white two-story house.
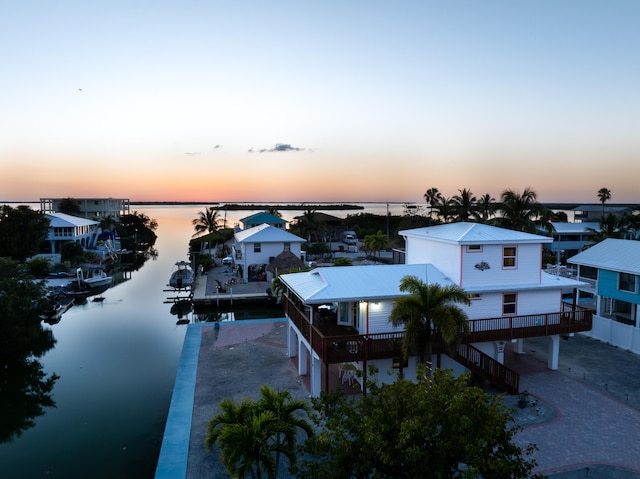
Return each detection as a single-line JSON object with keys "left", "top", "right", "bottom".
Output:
{"left": 44, "top": 212, "right": 100, "bottom": 255}
{"left": 231, "top": 224, "right": 305, "bottom": 283}
{"left": 280, "top": 222, "right": 591, "bottom": 397}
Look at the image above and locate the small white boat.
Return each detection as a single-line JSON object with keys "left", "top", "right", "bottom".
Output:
{"left": 77, "top": 267, "right": 113, "bottom": 289}
{"left": 169, "top": 261, "right": 194, "bottom": 290}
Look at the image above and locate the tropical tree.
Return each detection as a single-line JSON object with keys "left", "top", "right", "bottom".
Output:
{"left": 474, "top": 193, "right": 497, "bottom": 223}
{"left": 451, "top": 188, "right": 477, "bottom": 222}
{"left": 296, "top": 369, "right": 542, "bottom": 479}
{"left": 291, "top": 209, "right": 319, "bottom": 242}
{"left": 434, "top": 196, "right": 456, "bottom": 223}
{"left": 0, "top": 205, "right": 50, "bottom": 261}
{"left": 495, "top": 187, "right": 550, "bottom": 233}
{"left": 256, "top": 385, "right": 313, "bottom": 473}
{"left": 363, "top": 230, "right": 390, "bottom": 259}
{"left": 57, "top": 197, "right": 81, "bottom": 216}
{"left": 264, "top": 207, "right": 282, "bottom": 218}
{"left": 597, "top": 187, "right": 612, "bottom": 219}
{"left": 389, "top": 276, "right": 470, "bottom": 367}
{"left": 587, "top": 212, "right": 628, "bottom": 243}
{"left": 205, "top": 386, "right": 312, "bottom": 479}
{"left": 192, "top": 207, "right": 221, "bottom": 237}
{"left": 424, "top": 187, "right": 442, "bottom": 219}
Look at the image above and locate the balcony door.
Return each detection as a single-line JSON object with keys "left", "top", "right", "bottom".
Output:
{"left": 337, "top": 302, "right": 352, "bottom": 327}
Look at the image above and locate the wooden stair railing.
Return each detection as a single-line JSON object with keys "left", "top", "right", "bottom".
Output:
{"left": 447, "top": 342, "right": 519, "bottom": 395}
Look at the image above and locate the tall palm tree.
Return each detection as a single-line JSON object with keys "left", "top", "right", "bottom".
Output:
{"left": 496, "top": 187, "right": 549, "bottom": 233}
{"left": 451, "top": 188, "right": 477, "bottom": 222}
{"left": 424, "top": 187, "right": 442, "bottom": 220}
{"left": 256, "top": 385, "right": 313, "bottom": 473}
{"left": 389, "top": 276, "right": 470, "bottom": 370}
{"left": 474, "top": 193, "right": 496, "bottom": 223}
{"left": 597, "top": 187, "right": 612, "bottom": 219}
{"left": 192, "top": 207, "right": 221, "bottom": 237}
{"left": 435, "top": 196, "right": 455, "bottom": 223}
{"left": 363, "top": 230, "right": 390, "bottom": 259}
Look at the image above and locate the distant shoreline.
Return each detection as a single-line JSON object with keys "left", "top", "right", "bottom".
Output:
{"left": 3, "top": 201, "right": 639, "bottom": 211}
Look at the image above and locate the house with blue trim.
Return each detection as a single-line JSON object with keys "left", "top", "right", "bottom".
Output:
{"left": 568, "top": 238, "right": 640, "bottom": 353}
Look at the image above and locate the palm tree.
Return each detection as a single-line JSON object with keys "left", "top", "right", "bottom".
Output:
{"left": 205, "top": 388, "right": 311, "bottom": 479}
{"left": 424, "top": 187, "right": 442, "bottom": 220}
{"left": 389, "top": 276, "right": 470, "bottom": 370}
{"left": 435, "top": 196, "right": 455, "bottom": 223}
{"left": 597, "top": 187, "right": 612, "bottom": 219}
{"left": 192, "top": 207, "right": 221, "bottom": 237}
{"left": 451, "top": 188, "right": 477, "bottom": 222}
{"left": 293, "top": 209, "right": 319, "bottom": 242}
{"left": 496, "top": 187, "right": 549, "bottom": 233}
{"left": 256, "top": 385, "right": 313, "bottom": 473}
{"left": 474, "top": 193, "right": 496, "bottom": 223}
{"left": 265, "top": 207, "right": 282, "bottom": 218}
{"left": 363, "top": 230, "right": 390, "bottom": 259}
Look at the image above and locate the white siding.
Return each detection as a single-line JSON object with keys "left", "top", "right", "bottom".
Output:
{"left": 461, "top": 243, "right": 542, "bottom": 288}
{"left": 366, "top": 302, "right": 404, "bottom": 334}
{"left": 463, "top": 290, "right": 563, "bottom": 320}
{"left": 406, "top": 240, "right": 461, "bottom": 283}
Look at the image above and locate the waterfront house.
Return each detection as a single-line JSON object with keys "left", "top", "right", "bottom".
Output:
{"left": 231, "top": 224, "right": 305, "bottom": 283}
{"left": 573, "top": 204, "right": 633, "bottom": 222}
{"left": 42, "top": 212, "right": 100, "bottom": 259}
{"left": 40, "top": 197, "right": 130, "bottom": 221}
{"left": 280, "top": 222, "right": 591, "bottom": 397}
{"left": 544, "top": 222, "right": 600, "bottom": 263}
{"left": 236, "top": 211, "right": 287, "bottom": 231}
{"left": 568, "top": 238, "right": 640, "bottom": 353}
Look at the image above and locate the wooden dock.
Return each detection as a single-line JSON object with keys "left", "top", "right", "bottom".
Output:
{"left": 191, "top": 265, "right": 273, "bottom": 306}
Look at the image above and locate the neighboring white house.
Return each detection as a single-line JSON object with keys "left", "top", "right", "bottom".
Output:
{"left": 231, "top": 224, "right": 305, "bottom": 282}
{"left": 569, "top": 238, "right": 640, "bottom": 354}
{"left": 280, "top": 222, "right": 591, "bottom": 397}
{"left": 40, "top": 197, "right": 130, "bottom": 220}
{"left": 43, "top": 212, "right": 100, "bottom": 256}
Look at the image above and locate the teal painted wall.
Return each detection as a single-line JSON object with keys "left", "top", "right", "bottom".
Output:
{"left": 598, "top": 269, "right": 640, "bottom": 305}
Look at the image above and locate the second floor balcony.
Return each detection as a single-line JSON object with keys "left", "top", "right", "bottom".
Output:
{"left": 283, "top": 295, "right": 593, "bottom": 365}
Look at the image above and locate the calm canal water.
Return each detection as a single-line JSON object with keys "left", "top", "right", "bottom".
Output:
{"left": 0, "top": 203, "right": 406, "bottom": 479}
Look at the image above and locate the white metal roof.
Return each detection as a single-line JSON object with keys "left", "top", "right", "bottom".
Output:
{"left": 280, "top": 264, "right": 455, "bottom": 304}
{"left": 234, "top": 223, "right": 305, "bottom": 243}
{"left": 463, "top": 271, "right": 586, "bottom": 293}
{"left": 568, "top": 238, "right": 640, "bottom": 275}
{"left": 400, "top": 222, "right": 552, "bottom": 245}
{"left": 46, "top": 212, "right": 98, "bottom": 227}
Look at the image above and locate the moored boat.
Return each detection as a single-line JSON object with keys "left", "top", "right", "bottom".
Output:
{"left": 79, "top": 267, "right": 113, "bottom": 289}
{"left": 169, "top": 261, "right": 194, "bottom": 290}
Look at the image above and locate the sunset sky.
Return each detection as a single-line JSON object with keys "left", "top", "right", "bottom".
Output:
{"left": 1, "top": 1, "right": 638, "bottom": 204}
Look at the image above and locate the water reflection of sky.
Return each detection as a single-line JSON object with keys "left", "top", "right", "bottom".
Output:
{"left": 0, "top": 203, "right": 411, "bottom": 478}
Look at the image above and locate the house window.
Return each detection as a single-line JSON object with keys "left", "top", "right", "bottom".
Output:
{"left": 619, "top": 273, "right": 637, "bottom": 293}
{"left": 254, "top": 243, "right": 261, "bottom": 253}
{"left": 503, "top": 293, "right": 517, "bottom": 315}
{"left": 284, "top": 242, "right": 291, "bottom": 251}
{"left": 468, "top": 293, "right": 482, "bottom": 301}
{"left": 503, "top": 247, "right": 517, "bottom": 268}
{"left": 467, "top": 244, "right": 482, "bottom": 252}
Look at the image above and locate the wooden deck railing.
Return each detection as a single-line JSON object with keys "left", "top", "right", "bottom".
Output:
{"left": 283, "top": 295, "right": 591, "bottom": 394}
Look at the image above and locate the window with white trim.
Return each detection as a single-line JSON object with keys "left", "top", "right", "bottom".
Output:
{"left": 467, "top": 244, "right": 483, "bottom": 253}
{"left": 254, "top": 243, "right": 261, "bottom": 253}
{"left": 619, "top": 273, "right": 637, "bottom": 293}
